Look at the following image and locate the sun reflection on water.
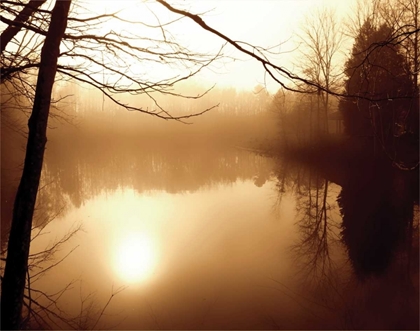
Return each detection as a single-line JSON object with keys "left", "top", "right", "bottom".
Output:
{"left": 114, "top": 233, "right": 157, "bottom": 283}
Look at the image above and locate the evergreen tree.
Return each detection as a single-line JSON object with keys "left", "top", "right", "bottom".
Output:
{"left": 340, "top": 19, "right": 415, "bottom": 148}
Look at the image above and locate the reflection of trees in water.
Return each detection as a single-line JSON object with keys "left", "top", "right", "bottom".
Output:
{"left": 338, "top": 164, "right": 417, "bottom": 278}
{"left": 35, "top": 138, "right": 273, "bottom": 220}
{"left": 274, "top": 156, "right": 418, "bottom": 280}
{"left": 293, "top": 175, "right": 359, "bottom": 329}
{"left": 294, "top": 177, "right": 339, "bottom": 282}
{"left": 8, "top": 141, "right": 272, "bottom": 329}
{"left": 336, "top": 163, "right": 419, "bottom": 330}
{"left": 272, "top": 156, "right": 419, "bottom": 329}
{"left": 273, "top": 158, "right": 342, "bottom": 282}
{"left": 272, "top": 158, "right": 352, "bottom": 328}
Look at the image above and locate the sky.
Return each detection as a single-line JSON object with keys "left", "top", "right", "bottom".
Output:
{"left": 80, "top": 0, "right": 358, "bottom": 94}
{"left": 180, "top": 0, "right": 357, "bottom": 92}
{"left": 1, "top": 0, "right": 358, "bottom": 95}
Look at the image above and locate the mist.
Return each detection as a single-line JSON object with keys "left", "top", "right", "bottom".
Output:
{"left": 1, "top": 0, "right": 419, "bottom": 330}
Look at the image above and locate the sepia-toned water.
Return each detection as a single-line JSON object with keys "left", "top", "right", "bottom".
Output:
{"left": 3, "top": 136, "right": 419, "bottom": 329}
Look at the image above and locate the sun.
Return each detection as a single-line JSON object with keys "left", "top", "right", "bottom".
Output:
{"left": 114, "top": 233, "right": 157, "bottom": 283}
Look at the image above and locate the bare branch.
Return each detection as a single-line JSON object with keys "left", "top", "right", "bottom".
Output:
{"left": 0, "top": 0, "right": 47, "bottom": 53}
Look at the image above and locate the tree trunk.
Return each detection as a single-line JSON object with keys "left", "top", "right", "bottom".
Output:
{"left": 1, "top": 1, "right": 71, "bottom": 329}
{"left": 0, "top": 0, "right": 47, "bottom": 53}
{"left": 413, "top": 0, "right": 418, "bottom": 92}
{"left": 324, "top": 87, "right": 329, "bottom": 134}
{"left": 317, "top": 89, "right": 321, "bottom": 138}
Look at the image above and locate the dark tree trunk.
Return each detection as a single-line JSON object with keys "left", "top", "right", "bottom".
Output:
{"left": 0, "top": 0, "right": 47, "bottom": 53}
{"left": 1, "top": 1, "right": 71, "bottom": 329}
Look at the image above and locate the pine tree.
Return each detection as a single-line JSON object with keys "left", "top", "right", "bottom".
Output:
{"left": 340, "top": 19, "right": 414, "bottom": 148}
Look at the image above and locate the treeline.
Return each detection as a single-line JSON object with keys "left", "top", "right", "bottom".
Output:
{"left": 45, "top": 81, "right": 279, "bottom": 149}
{"left": 267, "top": 0, "right": 419, "bottom": 169}
{"left": 1, "top": 80, "right": 279, "bottom": 242}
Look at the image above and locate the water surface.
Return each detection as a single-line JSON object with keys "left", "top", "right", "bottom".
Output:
{"left": 11, "top": 141, "right": 420, "bottom": 329}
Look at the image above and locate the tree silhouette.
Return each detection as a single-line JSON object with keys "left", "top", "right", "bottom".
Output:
{"left": 1, "top": 2, "right": 71, "bottom": 329}
{"left": 1, "top": 0, "right": 419, "bottom": 328}
{"left": 337, "top": 162, "right": 416, "bottom": 278}
{"left": 0, "top": 0, "right": 227, "bottom": 326}
{"left": 339, "top": 15, "right": 418, "bottom": 168}
{"left": 296, "top": 7, "right": 344, "bottom": 136}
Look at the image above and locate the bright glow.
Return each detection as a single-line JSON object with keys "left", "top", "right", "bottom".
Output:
{"left": 114, "top": 233, "right": 157, "bottom": 283}
{"left": 1, "top": 0, "right": 358, "bottom": 95}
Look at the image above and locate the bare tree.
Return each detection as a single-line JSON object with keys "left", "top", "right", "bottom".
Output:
{"left": 0, "top": 0, "right": 226, "bottom": 326}
{"left": 0, "top": 186, "right": 124, "bottom": 330}
{"left": 1, "top": 2, "right": 72, "bottom": 329}
{"left": 0, "top": 0, "right": 47, "bottom": 53}
{"left": 296, "top": 8, "right": 344, "bottom": 136}
{"left": 1, "top": 1, "right": 222, "bottom": 121}
{"left": 1, "top": 0, "right": 418, "bottom": 328}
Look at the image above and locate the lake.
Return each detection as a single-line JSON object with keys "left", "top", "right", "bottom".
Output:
{"left": 4, "top": 138, "right": 419, "bottom": 329}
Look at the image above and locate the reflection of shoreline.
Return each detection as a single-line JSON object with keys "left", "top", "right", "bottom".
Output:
{"left": 45, "top": 141, "right": 274, "bottom": 194}
{"left": 338, "top": 163, "right": 417, "bottom": 278}
{"left": 25, "top": 178, "right": 292, "bottom": 330}
{"left": 274, "top": 151, "right": 418, "bottom": 278}
{"left": 1, "top": 143, "right": 274, "bottom": 240}
{"left": 272, "top": 154, "right": 419, "bottom": 329}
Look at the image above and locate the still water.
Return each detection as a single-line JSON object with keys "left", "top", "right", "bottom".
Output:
{"left": 22, "top": 142, "right": 420, "bottom": 329}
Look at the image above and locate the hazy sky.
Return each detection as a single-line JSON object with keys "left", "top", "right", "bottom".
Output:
{"left": 81, "top": 0, "right": 359, "bottom": 93}
{"left": 182, "top": 0, "right": 357, "bottom": 92}
{"left": 2, "top": 0, "right": 358, "bottom": 94}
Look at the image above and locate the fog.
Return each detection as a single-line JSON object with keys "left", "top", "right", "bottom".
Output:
{"left": 1, "top": 0, "right": 419, "bottom": 329}
{"left": 1, "top": 77, "right": 418, "bottom": 329}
